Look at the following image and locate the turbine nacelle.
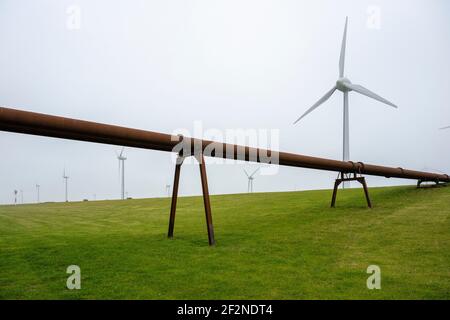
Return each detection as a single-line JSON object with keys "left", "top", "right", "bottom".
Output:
{"left": 117, "top": 147, "right": 127, "bottom": 161}
{"left": 336, "top": 77, "right": 352, "bottom": 92}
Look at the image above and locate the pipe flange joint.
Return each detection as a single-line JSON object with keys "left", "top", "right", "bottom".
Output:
{"left": 347, "top": 161, "right": 356, "bottom": 174}
{"left": 357, "top": 161, "right": 365, "bottom": 174}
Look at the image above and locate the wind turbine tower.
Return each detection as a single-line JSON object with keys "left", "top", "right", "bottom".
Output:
{"left": 166, "top": 184, "right": 171, "bottom": 197}
{"left": 244, "top": 168, "right": 259, "bottom": 193}
{"left": 36, "top": 184, "right": 40, "bottom": 203}
{"left": 63, "top": 169, "right": 69, "bottom": 202}
{"left": 117, "top": 147, "right": 127, "bottom": 200}
{"left": 293, "top": 17, "right": 398, "bottom": 185}
{"left": 13, "top": 190, "right": 18, "bottom": 205}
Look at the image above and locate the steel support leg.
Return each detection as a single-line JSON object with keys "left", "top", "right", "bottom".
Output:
{"left": 168, "top": 156, "right": 184, "bottom": 238}
{"left": 331, "top": 179, "right": 342, "bottom": 208}
{"left": 359, "top": 177, "right": 372, "bottom": 208}
{"left": 195, "top": 153, "right": 215, "bottom": 246}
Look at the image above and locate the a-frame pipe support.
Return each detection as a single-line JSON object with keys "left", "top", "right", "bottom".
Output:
{"left": 168, "top": 152, "right": 215, "bottom": 246}
{"left": 417, "top": 179, "right": 446, "bottom": 188}
{"left": 331, "top": 172, "right": 372, "bottom": 208}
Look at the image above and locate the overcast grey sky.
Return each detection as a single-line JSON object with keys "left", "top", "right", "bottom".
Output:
{"left": 1, "top": 0, "right": 450, "bottom": 204}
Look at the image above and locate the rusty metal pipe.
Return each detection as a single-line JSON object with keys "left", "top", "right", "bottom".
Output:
{"left": 1, "top": 107, "right": 449, "bottom": 183}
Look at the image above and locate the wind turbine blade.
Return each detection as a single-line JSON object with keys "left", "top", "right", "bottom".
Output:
{"left": 250, "top": 167, "right": 260, "bottom": 178}
{"left": 293, "top": 86, "right": 337, "bottom": 124}
{"left": 339, "top": 17, "right": 348, "bottom": 77}
{"left": 243, "top": 169, "right": 249, "bottom": 177}
{"left": 439, "top": 125, "right": 450, "bottom": 130}
{"left": 345, "top": 83, "right": 398, "bottom": 108}
{"left": 119, "top": 147, "right": 125, "bottom": 157}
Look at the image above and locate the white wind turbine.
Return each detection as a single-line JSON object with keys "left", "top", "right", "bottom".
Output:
{"left": 244, "top": 168, "right": 259, "bottom": 193}
{"left": 294, "top": 17, "right": 398, "bottom": 166}
{"left": 36, "top": 184, "right": 40, "bottom": 203}
{"left": 63, "top": 169, "right": 69, "bottom": 202}
{"left": 116, "top": 147, "right": 127, "bottom": 200}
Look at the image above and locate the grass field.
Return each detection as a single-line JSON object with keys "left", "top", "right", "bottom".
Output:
{"left": 0, "top": 185, "right": 449, "bottom": 299}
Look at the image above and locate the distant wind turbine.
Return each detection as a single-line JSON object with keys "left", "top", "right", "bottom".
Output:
{"left": 13, "top": 189, "right": 18, "bottom": 205}
{"left": 244, "top": 168, "right": 259, "bottom": 193}
{"left": 293, "top": 17, "right": 398, "bottom": 166}
{"left": 63, "top": 169, "right": 69, "bottom": 202}
{"left": 166, "top": 184, "right": 171, "bottom": 197}
{"left": 36, "top": 184, "right": 40, "bottom": 203}
{"left": 116, "top": 147, "right": 127, "bottom": 200}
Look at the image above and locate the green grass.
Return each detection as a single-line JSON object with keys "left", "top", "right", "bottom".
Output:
{"left": 0, "top": 185, "right": 449, "bottom": 299}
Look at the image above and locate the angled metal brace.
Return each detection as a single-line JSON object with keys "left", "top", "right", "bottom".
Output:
{"left": 167, "top": 155, "right": 185, "bottom": 240}
{"left": 331, "top": 172, "right": 372, "bottom": 208}
{"left": 167, "top": 152, "right": 215, "bottom": 246}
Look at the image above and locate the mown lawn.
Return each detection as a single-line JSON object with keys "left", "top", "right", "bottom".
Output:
{"left": 0, "top": 185, "right": 449, "bottom": 299}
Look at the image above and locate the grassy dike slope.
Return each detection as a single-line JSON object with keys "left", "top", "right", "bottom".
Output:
{"left": 0, "top": 186, "right": 449, "bottom": 299}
